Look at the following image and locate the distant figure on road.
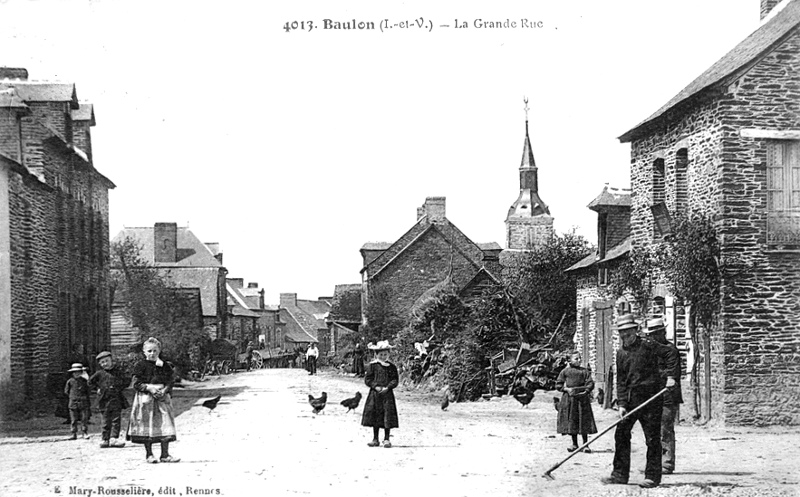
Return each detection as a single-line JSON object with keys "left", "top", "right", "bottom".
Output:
{"left": 245, "top": 341, "right": 254, "bottom": 372}
{"left": 306, "top": 343, "right": 319, "bottom": 375}
{"left": 352, "top": 342, "right": 365, "bottom": 377}
{"left": 128, "top": 337, "right": 180, "bottom": 464}
{"left": 362, "top": 341, "right": 399, "bottom": 448}
{"left": 555, "top": 351, "right": 597, "bottom": 453}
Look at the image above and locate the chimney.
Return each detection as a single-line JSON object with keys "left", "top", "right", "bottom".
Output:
{"left": 228, "top": 278, "right": 244, "bottom": 289}
{"left": 417, "top": 205, "right": 425, "bottom": 221}
{"left": 423, "top": 197, "right": 446, "bottom": 222}
{"left": 761, "top": 0, "right": 781, "bottom": 19}
{"left": 248, "top": 282, "right": 258, "bottom": 289}
{"left": 280, "top": 293, "right": 297, "bottom": 308}
{"left": 0, "top": 68, "right": 28, "bottom": 80}
{"left": 153, "top": 223, "right": 177, "bottom": 263}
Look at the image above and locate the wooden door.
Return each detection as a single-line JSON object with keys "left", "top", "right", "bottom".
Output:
{"left": 594, "top": 303, "right": 614, "bottom": 385}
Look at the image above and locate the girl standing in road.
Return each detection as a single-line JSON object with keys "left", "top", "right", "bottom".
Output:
{"left": 361, "top": 341, "right": 399, "bottom": 448}
{"left": 556, "top": 351, "right": 598, "bottom": 452}
{"left": 127, "top": 337, "right": 180, "bottom": 463}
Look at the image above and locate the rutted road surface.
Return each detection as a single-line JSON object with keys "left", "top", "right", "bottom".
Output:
{"left": 1, "top": 369, "right": 798, "bottom": 496}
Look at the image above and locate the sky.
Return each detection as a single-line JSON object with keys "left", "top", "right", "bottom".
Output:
{"left": 0, "top": 0, "right": 761, "bottom": 304}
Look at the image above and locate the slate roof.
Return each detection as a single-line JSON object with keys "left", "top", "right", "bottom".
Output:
{"left": 619, "top": 0, "right": 800, "bottom": 142}
{"left": 279, "top": 308, "right": 318, "bottom": 343}
{"left": 0, "top": 82, "right": 79, "bottom": 108}
{"left": 328, "top": 284, "right": 362, "bottom": 323}
{"left": 71, "top": 103, "right": 95, "bottom": 125}
{"left": 112, "top": 227, "right": 222, "bottom": 268}
{"left": 565, "top": 237, "right": 631, "bottom": 272}
{"left": 587, "top": 186, "right": 632, "bottom": 211}
{"left": 160, "top": 267, "right": 222, "bottom": 317}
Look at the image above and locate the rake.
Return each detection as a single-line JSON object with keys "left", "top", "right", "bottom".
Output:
{"left": 542, "top": 387, "right": 668, "bottom": 480}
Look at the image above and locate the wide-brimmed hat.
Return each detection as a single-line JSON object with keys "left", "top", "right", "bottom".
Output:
{"left": 615, "top": 313, "right": 639, "bottom": 332}
{"left": 67, "top": 363, "right": 86, "bottom": 373}
{"left": 643, "top": 318, "right": 667, "bottom": 335}
{"left": 96, "top": 351, "right": 112, "bottom": 361}
{"left": 368, "top": 340, "right": 395, "bottom": 351}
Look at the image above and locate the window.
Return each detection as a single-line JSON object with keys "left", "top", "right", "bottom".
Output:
{"left": 675, "top": 149, "right": 689, "bottom": 214}
{"left": 652, "top": 159, "right": 666, "bottom": 204}
{"left": 767, "top": 141, "right": 800, "bottom": 249}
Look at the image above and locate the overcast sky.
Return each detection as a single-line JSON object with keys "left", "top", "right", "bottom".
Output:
{"left": 1, "top": 0, "right": 760, "bottom": 303}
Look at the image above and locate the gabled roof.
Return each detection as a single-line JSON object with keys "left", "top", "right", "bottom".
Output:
{"left": 588, "top": 186, "right": 632, "bottom": 211}
{"left": 71, "top": 103, "right": 95, "bottom": 125}
{"left": 1, "top": 82, "right": 79, "bottom": 109}
{"left": 112, "top": 227, "right": 223, "bottom": 268}
{"left": 160, "top": 267, "right": 222, "bottom": 317}
{"left": 279, "top": 308, "right": 319, "bottom": 343}
{"left": 328, "top": 284, "right": 362, "bottom": 323}
{"left": 619, "top": 0, "right": 800, "bottom": 142}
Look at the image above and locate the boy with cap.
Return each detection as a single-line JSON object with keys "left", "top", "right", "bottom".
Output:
{"left": 64, "top": 363, "right": 91, "bottom": 439}
{"left": 89, "top": 351, "right": 129, "bottom": 448}
{"left": 601, "top": 314, "right": 679, "bottom": 489}
{"left": 642, "top": 318, "right": 683, "bottom": 475}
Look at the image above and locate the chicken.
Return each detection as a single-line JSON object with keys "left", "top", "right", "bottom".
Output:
{"left": 308, "top": 392, "right": 327, "bottom": 414}
{"left": 202, "top": 395, "right": 221, "bottom": 412}
{"left": 597, "top": 387, "right": 605, "bottom": 406}
{"left": 553, "top": 396, "right": 560, "bottom": 411}
{"left": 340, "top": 392, "right": 362, "bottom": 413}
{"left": 441, "top": 393, "right": 450, "bottom": 411}
{"left": 513, "top": 390, "right": 534, "bottom": 408}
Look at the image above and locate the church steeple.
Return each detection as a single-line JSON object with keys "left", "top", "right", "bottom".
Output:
{"left": 504, "top": 98, "right": 554, "bottom": 251}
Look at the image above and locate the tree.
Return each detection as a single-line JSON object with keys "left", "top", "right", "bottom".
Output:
{"left": 359, "top": 285, "right": 404, "bottom": 344}
{"left": 608, "top": 245, "right": 662, "bottom": 317}
{"left": 505, "top": 230, "right": 593, "bottom": 343}
{"left": 660, "top": 214, "right": 721, "bottom": 422}
{"left": 111, "top": 237, "right": 210, "bottom": 376}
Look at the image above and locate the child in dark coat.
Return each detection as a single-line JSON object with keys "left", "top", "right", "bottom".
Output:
{"left": 89, "top": 351, "right": 129, "bottom": 448}
{"left": 556, "top": 352, "right": 598, "bottom": 452}
{"left": 361, "top": 341, "right": 399, "bottom": 448}
{"left": 64, "top": 363, "right": 91, "bottom": 439}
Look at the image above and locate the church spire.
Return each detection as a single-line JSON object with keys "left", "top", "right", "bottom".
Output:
{"left": 521, "top": 97, "right": 537, "bottom": 171}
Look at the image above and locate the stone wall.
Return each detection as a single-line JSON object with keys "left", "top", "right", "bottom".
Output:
{"left": 626, "top": 30, "right": 800, "bottom": 425}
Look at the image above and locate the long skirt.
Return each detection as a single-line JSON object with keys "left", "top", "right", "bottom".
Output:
{"left": 361, "top": 389, "right": 399, "bottom": 429}
{"left": 556, "top": 393, "right": 598, "bottom": 435}
{"left": 127, "top": 390, "right": 177, "bottom": 443}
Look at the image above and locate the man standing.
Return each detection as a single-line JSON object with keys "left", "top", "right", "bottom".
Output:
{"left": 643, "top": 317, "right": 683, "bottom": 475}
{"left": 306, "top": 343, "right": 319, "bottom": 375}
{"left": 601, "top": 314, "right": 679, "bottom": 489}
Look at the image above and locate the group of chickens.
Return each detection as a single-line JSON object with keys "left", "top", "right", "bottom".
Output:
{"left": 307, "top": 391, "right": 362, "bottom": 415}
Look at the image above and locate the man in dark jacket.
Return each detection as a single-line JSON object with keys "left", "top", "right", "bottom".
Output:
{"left": 643, "top": 318, "right": 683, "bottom": 475}
{"left": 601, "top": 314, "right": 679, "bottom": 489}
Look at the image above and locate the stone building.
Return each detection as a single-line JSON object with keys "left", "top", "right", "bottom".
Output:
{"left": 617, "top": 0, "right": 800, "bottom": 425}
{"left": 111, "top": 223, "right": 228, "bottom": 342}
{"left": 565, "top": 186, "right": 632, "bottom": 403}
{"left": 325, "top": 283, "right": 362, "bottom": 354}
{"left": 278, "top": 292, "right": 325, "bottom": 351}
{"left": 0, "top": 68, "right": 114, "bottom": 409}
{"left": 226, "top": 279, "right": 260, "bottom": 350}
{"left": 360, "top": 197, "right": 502, "bottom": 327}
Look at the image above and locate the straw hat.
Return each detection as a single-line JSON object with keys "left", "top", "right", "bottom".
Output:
{"left": 615, "top": 313, "right": 639, "bottom": 332}
{"left": 96, "top": 351, "right": 112, "bottom": 361}
{"left": 643, "top": 318, "right": 667, "bottom": 335}
{"left": 67, "top": 363, "right": 86, "bottom": 373}
{"left": 368, "top": 340, "right": 395, "bottom": 351}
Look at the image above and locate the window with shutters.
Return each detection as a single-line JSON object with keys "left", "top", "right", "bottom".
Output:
{"left": 675, "top": 149, "right": 689, "bottom": 215}
{"left": 766, "top": 140, "right": 800, "bottom": 250}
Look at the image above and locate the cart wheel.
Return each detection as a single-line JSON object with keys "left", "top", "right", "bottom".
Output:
{"left": 251, "top": 353, "right": 263, "bottom": 370}
{"left": 221, "top": 360, "right": 232, "bottom": 375}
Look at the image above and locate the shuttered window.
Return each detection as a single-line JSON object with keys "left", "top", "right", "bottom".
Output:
{"left": 766, "top": 140, "right": 800, "bottom": 249}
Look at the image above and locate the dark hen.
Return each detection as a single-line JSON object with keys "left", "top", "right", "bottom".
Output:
{"left": 308, "top": 392, "right": 328, "bottom": 414}
{"left": 202, "top": 395, "right": 221, "bottom": 411}
{"left": 513, "top": 390, "right": 535, "bottom": 408}
{"left": 340, "top": 392, "right": 362, "bottom": 413}
{"left": 441, "top": 392, "right": 450, "bottom": 411}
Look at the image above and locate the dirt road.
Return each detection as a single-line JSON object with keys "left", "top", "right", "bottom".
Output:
{"left": 1, "top": 369, "right": 798, "bottom": 497}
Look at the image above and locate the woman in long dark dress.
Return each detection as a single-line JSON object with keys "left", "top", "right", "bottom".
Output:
{"left": 127, "top": 337, "right": 180, "bottom": 463}
{"left": 556, "top": 351, "right": 598, "bottom": 452}
{"left": 361, "top": 341, "right": 399, "bottom": 448}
